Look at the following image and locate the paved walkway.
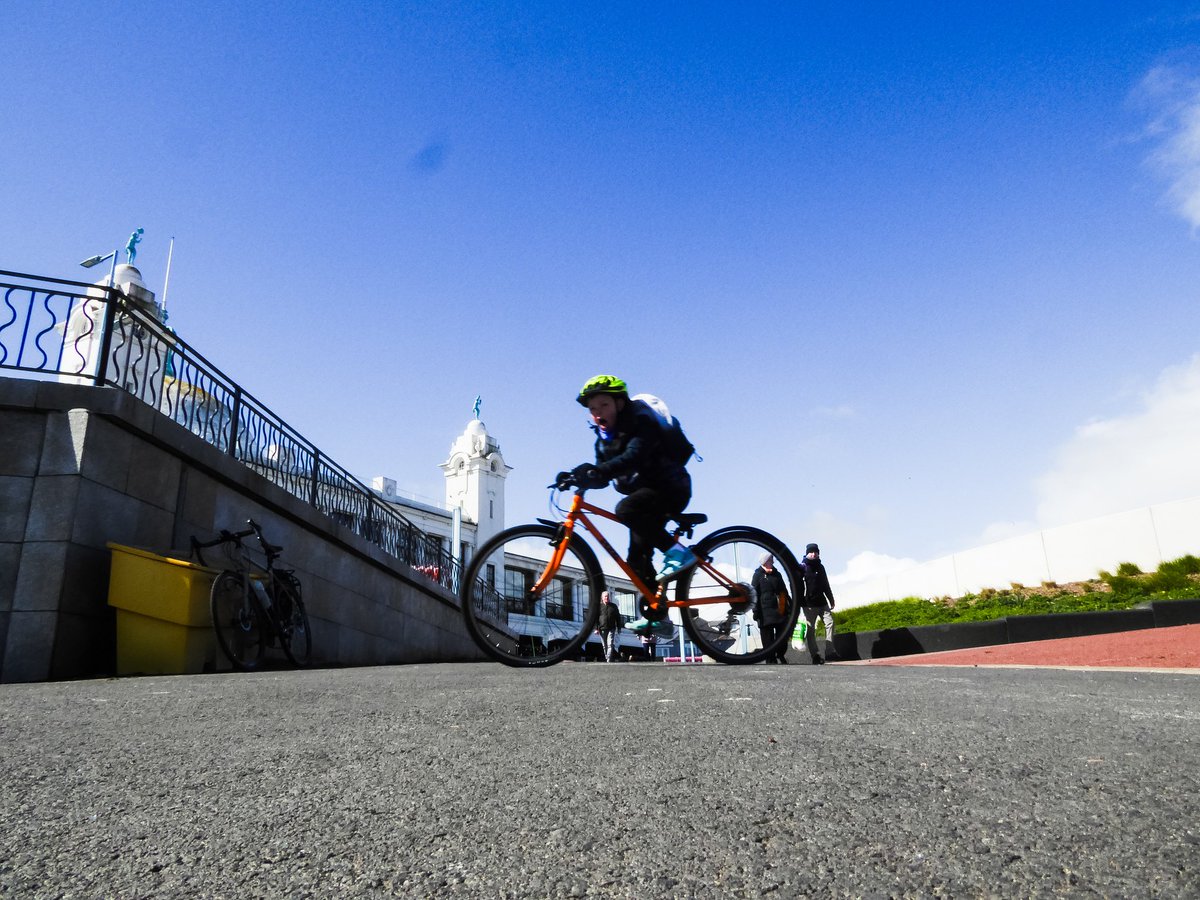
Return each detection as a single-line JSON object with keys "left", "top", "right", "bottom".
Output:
{"left": 858, "top": 622, "right": 1200, "bottom": 672}
{"left": 2, "top": 661, "right": 1198, "bottom": 897}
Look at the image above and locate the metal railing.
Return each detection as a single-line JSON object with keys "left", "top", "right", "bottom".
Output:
{"left": 0, "top": 268, "right": 472, "bottom": 596}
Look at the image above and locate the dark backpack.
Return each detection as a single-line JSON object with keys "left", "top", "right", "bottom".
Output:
{"left": 631, "top": 394, "right": 696, "bottom": 466}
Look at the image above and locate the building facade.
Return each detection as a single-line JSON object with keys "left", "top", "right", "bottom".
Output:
{"left": 373, "top": 417, "right": 668, "bottom": 660}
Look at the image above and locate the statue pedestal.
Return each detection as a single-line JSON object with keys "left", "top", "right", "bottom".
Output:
{"left": 58, "top": 266, "right": 171, "bottom": 404}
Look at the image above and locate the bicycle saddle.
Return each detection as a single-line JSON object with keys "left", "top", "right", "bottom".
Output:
{"left": 674, "top": 513, "right": 707, "bottom": 528}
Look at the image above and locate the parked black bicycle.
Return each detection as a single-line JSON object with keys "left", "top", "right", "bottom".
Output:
{"left": 191, "top": 519, "right": 312, "bottom": 670}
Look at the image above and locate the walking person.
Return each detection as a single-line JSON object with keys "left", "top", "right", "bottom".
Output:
{"left": 800, "top": 543, "right": 839, "bottom": 663}
{"left": 751, "top": 552, "right": 790, "bottom": 664}
{"left": 596, "top": 591, "right": 623, "bottom": 662}
{"left": 642, "top": 633, "right": 658, "bottom": 662}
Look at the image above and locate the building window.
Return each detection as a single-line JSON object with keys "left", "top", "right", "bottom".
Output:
{"left": 486, "top": 564, "right": 495, "bottom": 588}
{"left": 544, "top": 577, "right": 574, "bottom": 621}
{"left": 504, "top": 566, "right": 534, "bottom": 613}
{"left": 615, "top": 591, "right": 638, "bottom": 621}
{"left": 489, "top": 499, "right": 494, "bottom": 519}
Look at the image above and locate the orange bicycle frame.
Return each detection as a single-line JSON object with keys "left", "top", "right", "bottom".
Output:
{"left": 532, "top": 493, "right": 748, "bottom": 612}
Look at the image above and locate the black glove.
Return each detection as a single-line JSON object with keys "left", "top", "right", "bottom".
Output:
{"left": 571, "top": 463, "right": 608, "bottom": 489}
{"left": 553, "top": 470, "right": 574, "bottom": 490}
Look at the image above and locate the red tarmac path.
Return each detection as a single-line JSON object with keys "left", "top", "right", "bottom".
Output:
{"left": 856, "top": 622, "right": 1200, "bottom": 673}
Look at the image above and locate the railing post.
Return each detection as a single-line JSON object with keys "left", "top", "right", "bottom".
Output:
{"left": 309, "top": 449, "right": 321, "bottom": 506}
{"left": 93, "top": 288, "right": 119, "bottom": 386}
{"left": 227, "top": 387, "right": 242, "bottom": 458}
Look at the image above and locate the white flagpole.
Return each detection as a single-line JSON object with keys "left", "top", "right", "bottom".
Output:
{"left": 160, "top": 236, "right": 175, "bottom": 310}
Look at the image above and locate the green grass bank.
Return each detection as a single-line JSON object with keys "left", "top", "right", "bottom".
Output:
{"left": 834, "top": 554, "right": 1200, "bottom": 635}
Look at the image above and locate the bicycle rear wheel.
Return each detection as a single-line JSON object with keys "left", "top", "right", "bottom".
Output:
{"left": 210, "top": 570, "right": 266, "bottom": 670}
{"left": 271, "top": 571, "right": 312, "bottom": 667}
{"left": 676, "top": 527, "right": 803, "bottom": 665}
{"left": 461, "top": 523, "right": 603, "bottom": 667}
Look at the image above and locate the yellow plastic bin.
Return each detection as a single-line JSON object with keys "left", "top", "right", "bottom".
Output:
{"left": 106, "top": 542, "right": 221, "bottom": 675}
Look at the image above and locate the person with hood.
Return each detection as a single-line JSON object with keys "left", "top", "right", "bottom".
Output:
{"left": 751, "top": 552, "right": 790, "bottom": 664}
{"left": 800, "top": 542, "right": 839, "bottom": 663}
{"left": 596, "top": 591, "right": 623, "bottom": 662}
{"left": 558, "top": 375, "right": 696, "bottom": 633}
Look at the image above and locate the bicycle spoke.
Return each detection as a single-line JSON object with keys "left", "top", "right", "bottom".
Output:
{"left": 676, "top": 528, "right": 802, "bottom": 665}
{"left": 272, "top": 572, "right": 312, "bottom": 667}
{"left": 210, "top": 571, "right": 265, "bottom": 670}
{"left": 461, "top": 524, "right": 602, "bottom": 667}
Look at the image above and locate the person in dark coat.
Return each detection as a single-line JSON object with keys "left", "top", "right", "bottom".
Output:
{"left": 751, "top": 552, "right": 789, "bottom": 663}
{"left": 800, "top": 543, "right": 838, "bottom": 663}
{"left": 596, "top": 591, "right": 623, "bottom": 662}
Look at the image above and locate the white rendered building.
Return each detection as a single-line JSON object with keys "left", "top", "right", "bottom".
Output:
{"left": 373, "top": 416, "right": 669, "bottom": 659}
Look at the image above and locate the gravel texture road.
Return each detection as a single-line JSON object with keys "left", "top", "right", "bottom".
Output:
{"left": 1, "top": 661, "right": 1197, "bottom": 898}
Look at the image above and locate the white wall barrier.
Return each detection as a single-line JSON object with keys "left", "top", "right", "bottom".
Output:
{"left": 835, "top": 496, "right": 1200, "bottom": 607}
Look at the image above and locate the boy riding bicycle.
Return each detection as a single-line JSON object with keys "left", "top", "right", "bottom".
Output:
{"left": 557, "top": 375, "right": 698, "bottom": 633}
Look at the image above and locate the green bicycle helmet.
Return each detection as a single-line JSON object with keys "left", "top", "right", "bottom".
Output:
{"left": 577, "top": 374, "right": 629, "bottom": 406}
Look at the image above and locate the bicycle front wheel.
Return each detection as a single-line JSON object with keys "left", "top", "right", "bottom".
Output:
{"left": 271, "top": 571, "right": 312, "bottom": 667}
{"left": 460, "top": 523, "right": 604, "bottom": 667}
{"left": 210, "top": 570, "right": 266, "bottom": 671}
{"left": 676, "top": 527, "right": 803, "bottom": 665}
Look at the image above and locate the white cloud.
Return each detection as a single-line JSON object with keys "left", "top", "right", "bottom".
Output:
{"left": 832, "top": 355, "right": 1200, "bottom": 591}
{"left": 1034, "top": 354, "right": 1200, "bottom": 526}
{"left": 829, "top": 549, "right": 917, "bottom": 586}
{"left": 1136, "top": 62, "right": 1200, "bottom": 228}
{"left": 792, "top": 505, "right": 892, "bottom": 558}
{"left": 974, "top": 518, "right": 1037, "bottom": 545}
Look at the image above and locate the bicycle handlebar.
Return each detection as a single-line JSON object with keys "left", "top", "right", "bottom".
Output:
{"left": 190, "top": 518, "right": 282, "bottom": 565}
{"left": 191, "top": 527, "right": 253, "bottom": 550}
{"left": 548, "top": 478, "right": 588, "bottom": 494}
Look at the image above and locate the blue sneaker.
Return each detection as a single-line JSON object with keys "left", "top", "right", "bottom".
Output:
{"left": 650, "top": 620, "right": 675, "bottom": 640}
{"left": 627, "top": 618, "right": 676, "bottom": 640}
{"left": 656, "top": 546, "right": 698, "bottom": 583}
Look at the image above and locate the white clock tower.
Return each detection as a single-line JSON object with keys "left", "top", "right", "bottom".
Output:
{"left": 440, "top": 416, "right": 511, "bottom": 555}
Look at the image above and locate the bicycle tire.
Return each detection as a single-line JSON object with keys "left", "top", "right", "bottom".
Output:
{"left": 460, "top": 523, "right": 604, "bottom": 667}
{"left": 210, "top": 570, "right": 266, "bottom": 670}
{"left": 271, "top": 571, "right": 312, "bottom": 667}
{"left": 676, "top": 526, "right": 803, "bottom": 665}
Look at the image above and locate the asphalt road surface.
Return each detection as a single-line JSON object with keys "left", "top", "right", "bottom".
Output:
{"left": 1, "top": 661, "right": 1197, "bottom": 898}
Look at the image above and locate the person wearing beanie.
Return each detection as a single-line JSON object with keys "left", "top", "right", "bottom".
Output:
{"left": 800, "top": 543, "right": 839, "bottom": 663}
{"left": 751, "top": 552, "right": 790, "bottom": 663}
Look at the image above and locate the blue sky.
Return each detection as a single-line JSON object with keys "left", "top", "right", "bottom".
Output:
{"left": 5, "top": 2, "right": 1200, "bottom": 590}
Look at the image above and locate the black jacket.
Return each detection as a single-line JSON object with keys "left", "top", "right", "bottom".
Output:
{"left": 751, "top": 566, "right": 788, "bottom": 626}
{"left": 800, "top": 557, "right": 835, "bottom": 609}
{"left": 593, "top": 400, "right": 689, "bottom": 497}
{"left": 597, "top": 602, "right": 622, "bottom": 633}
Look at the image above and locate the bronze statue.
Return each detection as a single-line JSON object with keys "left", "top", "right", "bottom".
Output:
{"left": 125, "top": 228, "right": 144, "bottom": 265}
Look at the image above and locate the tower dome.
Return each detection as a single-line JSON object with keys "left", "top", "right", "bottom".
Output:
{"left": 440, "top": 417, "right": 512, "bottom": 548}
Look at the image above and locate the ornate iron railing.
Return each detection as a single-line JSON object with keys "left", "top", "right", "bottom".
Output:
{"left": 0, "top": 269, "right": 471, "bottom": 597}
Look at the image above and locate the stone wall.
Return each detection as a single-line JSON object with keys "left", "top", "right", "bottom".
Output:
{"left": 0, "top": 376, "right": 483, "bottom": 683}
